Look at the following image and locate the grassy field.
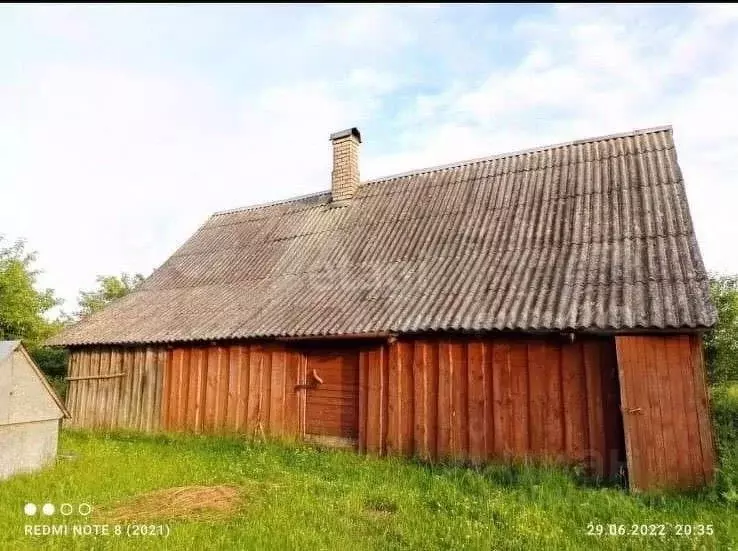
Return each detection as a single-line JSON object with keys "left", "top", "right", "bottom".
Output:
{"left": 0, "top": 428, "right": 736, "bottom": 551}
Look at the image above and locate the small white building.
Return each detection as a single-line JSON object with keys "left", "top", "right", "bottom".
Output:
{"left": 0, "top": 341, "right": 69, "bottom": 479}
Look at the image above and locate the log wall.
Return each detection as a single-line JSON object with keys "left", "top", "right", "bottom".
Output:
{"left": 66, "top": 347, "right": 165, "bottom": 431}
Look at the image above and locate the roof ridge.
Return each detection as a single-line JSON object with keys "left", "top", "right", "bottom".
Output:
{"left": 363, "top": 124, "right": 673, "bottom": 185}
{"left": 211, "top": 124, "right": 672, "bottom": 218}
{"left": 212, "top": 190, "right": 331, "bottom": 217}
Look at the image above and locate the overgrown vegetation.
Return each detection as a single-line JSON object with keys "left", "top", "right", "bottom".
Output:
{"left": 705, "top": 274, "right": 738, "bottom": 385}
{"left": 710, "top": 383, "right": 738, "bottom": 504}
{"left": 0, "top": 430, "right": 735, "bottom": 551}
{"left": 0, "top": 235, "right": 143, "bottom": 388}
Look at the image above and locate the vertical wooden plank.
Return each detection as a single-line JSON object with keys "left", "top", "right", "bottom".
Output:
{"left": 491, "top": 341, "right": 511, "bottom": 459}
{"left": 236, "top": 346, "right": 250, "bottom": 432}
{"left": 136, "top": 348, "right": 148, "bottom": 431}
{"left": 616, "top": 336, "right": 649, "bottom": 490}
{"left": 152, "top": 348, "right": 166, "bottom": 431}
{"left": 226, "top": 345, "right": 243, "bottom": 431}
{"left": 412, "top": 340, "right": 438, "bottom": 460}
{"left": 97, "top": 350, "right": 111, "bottom": 429}
{"left": 653, "top": 338, "right": 680, "bottom": 483}
{"left": 366, "top": 344, "right": 389, "bottom": 455}
{"left": 259, "top": 346, "right": 272, "bottom": 434}
{"left": 380, "top": 344, "right": 389, "bottom": 455}
{"left": 283, "top": 348, "right": 298, "bottom": 437}
{"left": 126, "top": 348, "right": 138, "bottom": 429}
{"left": 137, "top": 348, "right": 148, "bottom": 431}
{"left": 246, "top": 345, "right": 262, "bottom": 434}
{"left": 599, "top": 341, "right": 623, "bottom": 479}
{"left": 643, "top": 338, "right": 668, "bottom": 486}
{"left": 527, "top": 341, "right": 547, "bottom": 456}
{"left": 216, "top": 346, "right": 230, "bottom": 431}
{"left": 108, "top": 349, "right": 122, "bottom": 429}
{"left": 411, "top": 341, "right": 424, "bottom": 458}
{"left": 544, "top": 342, "right": 564, "bottom": 459}
{"left": 72, "top": 351, "right": 82, "bottom": 428}
{"left": 366, "top": 347, "right": 381, "bottom": 454}
{"left": 358, "top": 349, "right": 368, "bottom": 453}
{"left": 467, "top": 339, "right": 486, "bottom": 463}
{"left": 484, "top": 340, "right": 494, "bottom": 459}
{"left": 270, "top": 348, "right": 286, "bottom": 436}
{"left": 76, "top": 351, "right": 87, "bottom": 427}
{"left": 198, "top": 347, "right": 208, "bottom": 433}
{"left": 561, "top": 341, "right": 588, "bottom": 465}
{"left": 510, "top": 340, "right": 529, "bottom": 457}
{"left": 672, "top": 335, "right": 701, "bottom": 487}
{"left": 298, "top": 350, "right": 307, "bottom": 439}
{"left": 170, "top": 348, "right": 185, "bottom": 431}
{"left": 450, "top": 340, "right": 468, "bottom": 460}
{"left": 399, "top": 342, "right": 414, "bottom": 456}
{"left": 436, "top": 340, "right": 452, "bottom": 459}
{"left": 144, "top": 347, "right": 157, "bottom": 432}
{"left": 184, "top": 348, "right": 198, "bottom": 431}
{"left": 119, "top": 349, "right": 130, "bottom": 429}
{"left": 89, "top": 349, "right": 101, "bottom": 428}
{"left": 386, "top": 341, "right": 400, "bottom": 455}
{"left": 65, "top": 353, "right": 78, "bottom": 427}
{"left": 583, "top": 340, "right": 607, "bottom": 477}
{"left": 204, "top": 346, "right": 219, "bottom": 432}
{"left": 160, "top": 349, "right": 172, "bottom": 430}
{"left": 689, "top": 335, "right": 715, "bottom": 484}
{"left": 386, "top": 340, "right": 412, "bottom": 455}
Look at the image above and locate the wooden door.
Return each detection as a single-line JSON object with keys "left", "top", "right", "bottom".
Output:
{"left": 305, "top": 348, "right": 359, "bottom": 447}
{"left": 615, "top": 335, "right": 714, "bottom": 491}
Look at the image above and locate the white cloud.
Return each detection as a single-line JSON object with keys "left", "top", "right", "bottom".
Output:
{"left": 2, "top": 4, "right": 737, "bottom": 317}
{"left": 366, "top": 4, "right": 738, "bottom": 275}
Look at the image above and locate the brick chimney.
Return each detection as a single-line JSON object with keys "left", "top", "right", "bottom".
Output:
{"left": 329, "top": 127, "right": 361, "bottom": 202}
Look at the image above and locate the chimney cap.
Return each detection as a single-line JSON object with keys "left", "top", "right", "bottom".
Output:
{"left": 329, "top": 127, "right": 362, "bottom": 143}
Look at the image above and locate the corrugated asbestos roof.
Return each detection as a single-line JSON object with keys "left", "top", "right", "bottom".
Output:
{"left": 49, "top": 126, "right": 716, "bottom": 346}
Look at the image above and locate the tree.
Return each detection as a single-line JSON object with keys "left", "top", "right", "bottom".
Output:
{"left": 0, "top": 237, "right": 59, "bottom": 342}
{"left": 0, "top": 236, "right": 66, "bottom": 377}
{"left": 76, "top": 273, "right": 145, "bottom": 318}
{"left": 705, "top": 274, "right": 738, "bottom": 386}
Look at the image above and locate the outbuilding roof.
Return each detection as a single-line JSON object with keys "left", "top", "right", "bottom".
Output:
{"left": 49, "top": 125, "right": 716, "bottom": 346}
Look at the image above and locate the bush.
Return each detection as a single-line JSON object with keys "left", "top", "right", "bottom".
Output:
{"left": 705, "top": 274, "right": 738, "bottom": 385}
{"left": 711, "top": 384, "right": 738, "bottom": 502}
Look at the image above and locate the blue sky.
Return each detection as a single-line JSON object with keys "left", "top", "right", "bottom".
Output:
{"left": 2, "top": 4, "right": 738, "bottom": 312}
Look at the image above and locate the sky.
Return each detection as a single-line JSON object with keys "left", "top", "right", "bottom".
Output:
{"left": 2, "top": 4, "right": 738, "bottom": 314}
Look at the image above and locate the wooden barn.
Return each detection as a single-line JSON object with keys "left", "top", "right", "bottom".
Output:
{"left": 49, "top": 125, "right": 717, "bottom": 491}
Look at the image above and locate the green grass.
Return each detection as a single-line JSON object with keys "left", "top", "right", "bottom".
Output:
{"left": 711, "top": 382, "right": 738, "bottom": 505}
{"left": 0, "top": 430, "right": 736, "bottom": 551}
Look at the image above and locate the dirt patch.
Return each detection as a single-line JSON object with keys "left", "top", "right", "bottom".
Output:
{"left": 97, "top": 485, "right": 242, "bottom": 522}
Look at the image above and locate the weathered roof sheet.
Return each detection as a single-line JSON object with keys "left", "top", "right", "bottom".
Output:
{"left": 49, "top": 126, "right": 716, "bottom": 346}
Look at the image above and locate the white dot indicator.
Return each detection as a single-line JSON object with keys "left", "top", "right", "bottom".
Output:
{"left": 24, "top": 503, "right": 37, "bottom": 516}
{"left": 42, "top": 503, "right": 55, "bottom": 516}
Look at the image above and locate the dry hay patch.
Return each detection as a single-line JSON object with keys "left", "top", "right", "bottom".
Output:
{"left": 97, "top": 485, "right": 242, "bottom": 522}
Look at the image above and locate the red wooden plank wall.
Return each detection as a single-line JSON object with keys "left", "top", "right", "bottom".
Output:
{"left": 615, "top": 334, "right": 714, "bottom": 490}
{"left": 358, "top": 336, "right": 625, "bottom": 478}
{"left": 160, "top": 343, "right": 303, "bottom": 436}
